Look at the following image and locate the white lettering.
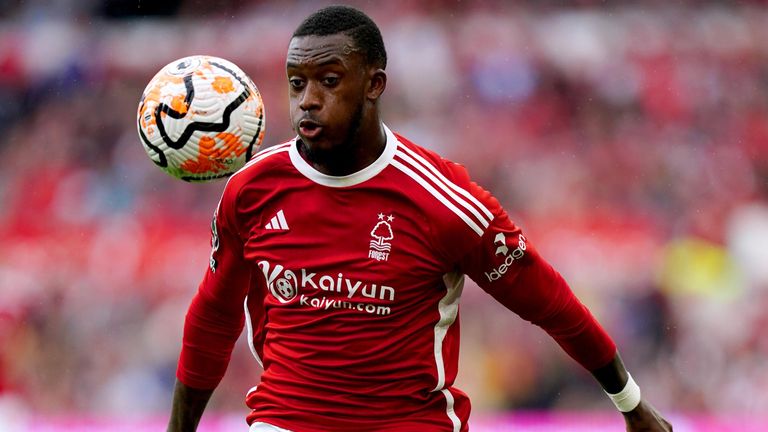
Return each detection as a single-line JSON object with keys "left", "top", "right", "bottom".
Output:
{"left": 362, "top": 284, "right": 376, "bottom": 299}
{"left": 380, "top": 286, "right": 395, "bottom": 301}
{"left": 209, "top": 212, "right": 219, "bottom": 273}
{"left": 295, "top": 294, "right": 392, "bottom": 316}
{"left": 346, "top": 279, "right": 361, "bottom": 298}
{"left": 258, "top": 260, "right": 398, "bottom": 307}
{"left": 319, "top": 275, "right": 334, "bottom": 291}
{"left": 484, "top": 270, "right": 500, "bottom": 281}
{"left": 484, "top": 233, "right": 528, "bottom": 282}
{"left": 301, "top": 269, "right": 317, "bottom": 289}
{"left": 368, "top": 250, "right": 389, "bottom": 261}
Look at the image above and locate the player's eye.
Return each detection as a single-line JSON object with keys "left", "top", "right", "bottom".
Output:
{"left": 322, "top": 76, "right": 340, "bottom": 87}
{"left": 289, "top": 78, "right": 305, "bottom": 90}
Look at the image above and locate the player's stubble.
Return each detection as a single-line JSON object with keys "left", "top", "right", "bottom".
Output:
{"left": 298, "top": 99, "right": 364, "bottom": 169}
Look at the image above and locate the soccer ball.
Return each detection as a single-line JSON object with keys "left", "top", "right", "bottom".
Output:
{"left": 137, "top": 55, "right": 265, "bottom": 182}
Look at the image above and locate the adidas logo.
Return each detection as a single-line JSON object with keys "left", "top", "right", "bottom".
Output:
{"left": 265, "top": 209, "right": 289, "bottom": 231}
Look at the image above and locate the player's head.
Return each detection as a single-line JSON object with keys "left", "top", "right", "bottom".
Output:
{"left": 287, "top": 5, "right": 387, "bottom": 164}
{"left": 292, "top": 5, "right": 387, "bottom": 70}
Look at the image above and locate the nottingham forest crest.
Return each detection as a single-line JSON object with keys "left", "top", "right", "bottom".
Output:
{"left": 368, "top": 213, "right": 395, "bottom": 262}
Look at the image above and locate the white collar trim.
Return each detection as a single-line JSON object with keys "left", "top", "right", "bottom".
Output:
{"left": 289, "top": 124, "right": 398, "bottom": 188}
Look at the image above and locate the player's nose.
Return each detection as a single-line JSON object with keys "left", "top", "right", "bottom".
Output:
{"left": 299, "top": 81, "right": 322, "bottom": 111}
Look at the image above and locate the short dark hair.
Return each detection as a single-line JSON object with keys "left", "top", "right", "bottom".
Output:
{"left": 292, "top": 5, "right": 387, "bottom": 69}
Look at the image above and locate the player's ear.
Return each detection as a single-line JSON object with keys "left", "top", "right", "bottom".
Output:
{"left": 366, "top": 68, "right": 386, "bottom": 102}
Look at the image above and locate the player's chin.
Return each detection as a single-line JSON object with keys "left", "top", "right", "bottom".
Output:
{"left": 299, "top": 134, "right": 342, "bottom": 154}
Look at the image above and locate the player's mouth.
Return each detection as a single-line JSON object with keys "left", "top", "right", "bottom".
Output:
{"left": 298, "top": 119, "right": 323, "bottom": 140}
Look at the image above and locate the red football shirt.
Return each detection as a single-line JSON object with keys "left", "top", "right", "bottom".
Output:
{"left": 177, "top": 125, "right": 616, "bottom": 431}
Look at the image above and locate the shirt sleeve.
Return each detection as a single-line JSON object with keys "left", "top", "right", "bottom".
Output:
{"left": 457, "top": 181, "right": 617, "bottom": 371}
{"left": 176, "top": 183, "right": 253, "bottom": 390}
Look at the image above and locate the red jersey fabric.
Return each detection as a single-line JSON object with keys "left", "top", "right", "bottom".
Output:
{"left": 177, "top": 125, "right": 616, "bottom": 431}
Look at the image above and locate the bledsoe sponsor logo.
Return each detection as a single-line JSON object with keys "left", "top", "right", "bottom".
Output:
{"left": 257, "top": 260, "right": 395, "bottom": 315}
{"left": 484, "top": 232, "right": 527, "bottom": 282}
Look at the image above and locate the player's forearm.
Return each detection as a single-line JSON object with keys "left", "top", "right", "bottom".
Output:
{"left": 167, "top": 379, "right": 215, "bottom": 432}
{"left": 590, "top": 352, "right": 673, "bottom": 430}
{"left": 590, "top": 351, "right": 629, "bottom": 394}
{"left": 512, "top": 261, "right": 617, "bottom": 370}
{"left": 177, "top": 291, "right": 244, "bottom": 389}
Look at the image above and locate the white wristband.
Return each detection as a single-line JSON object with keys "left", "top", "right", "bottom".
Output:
{"left": 605, "top": 373, "right": 641, "bottom": 412}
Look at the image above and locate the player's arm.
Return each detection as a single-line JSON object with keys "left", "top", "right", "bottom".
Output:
{"left": 457, "top": 180, "right": 671, "bottom": 431}
{"left": 167, "top": 380, "right": 214, "bottom": 432}
{"left": 168, "top": 188, "right": 253, "bottom": 431}
{"left": 591, "top": 352, "right": 672, "bottom": 430}
{"left": 167, "top": 272, "right": 248, "bottom": 432}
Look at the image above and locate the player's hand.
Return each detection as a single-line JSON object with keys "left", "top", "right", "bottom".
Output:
{"left": 622, "top": 400, "right": 672, "bottom": 431}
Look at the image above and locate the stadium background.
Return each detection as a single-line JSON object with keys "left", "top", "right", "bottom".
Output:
{"left": 1, "top": 0, "right": 767, "bottom": 430}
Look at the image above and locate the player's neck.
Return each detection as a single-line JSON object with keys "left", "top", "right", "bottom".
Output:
{"left": 299, "top": 121, "right": 386, "bottom": 177}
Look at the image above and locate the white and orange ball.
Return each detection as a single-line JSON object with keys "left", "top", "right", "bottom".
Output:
{"left": 137, "top": 55, "right": 265, "bottom": 182}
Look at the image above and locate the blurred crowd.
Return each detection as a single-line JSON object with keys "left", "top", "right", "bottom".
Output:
{"left": 1, "top": 0, "right": 768, "bottom": 422}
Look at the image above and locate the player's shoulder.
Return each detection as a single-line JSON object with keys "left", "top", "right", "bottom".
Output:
{"left": 391, "top": 132, "right": 472, "bottom": 187}
{"left": 391, "top": 130, "right": 497, "bottom": 240}
{"left": 214, "top": 140, "right": 294, "bottom": 211}
{"left": 223, "top": 140, "right": 293, "bottom": 190}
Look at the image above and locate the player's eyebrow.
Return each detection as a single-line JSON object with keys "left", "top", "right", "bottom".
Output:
{"left": 286, "top": 57, "right": 345, "bottom": 69}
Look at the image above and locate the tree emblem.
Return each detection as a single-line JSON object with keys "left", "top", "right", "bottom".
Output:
{"left": 369, "top": 213, "right": 395, "bottom": 254}
{"left": 371, "top": 221, "right": 394, "bottom": 244}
